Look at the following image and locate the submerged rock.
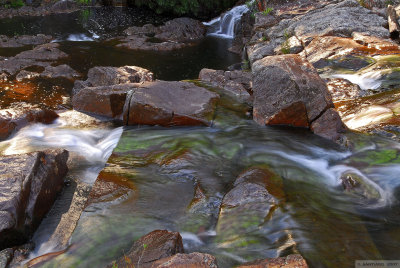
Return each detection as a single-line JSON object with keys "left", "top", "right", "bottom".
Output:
{"left": 118, "top": 18, "right": 206, "bottom": 51}
{"left": 0, "top": 34, "right": 53, "bottom": 48}
{"left": 199, "top": 68, "right": 252, "bottom": 102}
{"left": 216, "top": 167, "right": 283, "bottom": 245}
{"left": 0, "top": 149, "right": 69, "bottom": 250}
{"left": 238, "top": 254, "right": 308, "bottom": 268}
{"left": 110, "top": 230, "right": 184, "bottom": 268}
{"left": 151, "top": 252, "right": 218, "bottom": 268}
{"left": 86, "top": 170, "right": 135, "bottom": 205}
{"left": 0, "top": 102, "right": 58, "bottom": 140}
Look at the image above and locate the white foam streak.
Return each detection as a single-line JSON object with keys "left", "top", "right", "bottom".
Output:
{"left": 332, "top": 71, "right": 382, "bottom": 90}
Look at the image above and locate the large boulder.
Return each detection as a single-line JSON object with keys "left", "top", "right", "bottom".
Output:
{"left": 0, "top": 149, "right": 69, "bottom": 250}
{"left": 110, "top": 230, "right": 184, "bottom": 268}
{"left": 72, "top": 84, "right": 132, "bottom": 120}
{"left": 73, "top": 80, "right": 220, "bottom": 127}
{"left": 118, "top": 18, "right": 206, "bottom": 51}
{"left": 72, "top": 66, "right": 154, "bottom": 119}
{"left": 238, "top": 254, "right": 308, "bottom": 268}
{"left": 199, "top": 68, "right": 252, "bottom": 102}
{"left": 0, "top": 103, "right": 58, "bottom": 140}
{"left": 124, "top": 81, "right": 219, "bottom": 127}
{"left": 0, "top": 34, "right": 53, "bottom": 48}
{"left": 252, "top": 54, "right": 346, "bottom": 143}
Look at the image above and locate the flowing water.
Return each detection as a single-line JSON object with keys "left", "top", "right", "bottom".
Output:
{"left": 1, "top": 6, "right": 400, "bottom": 268}
{"left": 205, "top": 4, "right": 249, "bottom": 39}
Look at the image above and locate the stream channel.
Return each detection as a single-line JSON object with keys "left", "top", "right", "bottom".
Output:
{"left": 0, "top": 6, "right": 400, "bottom": 268}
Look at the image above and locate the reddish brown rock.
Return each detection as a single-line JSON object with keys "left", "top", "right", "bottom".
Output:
{"left": 72, "top": 84, "right": 132, "bottom": 119}
{"left": 311, "top": 108, "right": 347, "bottom": 142}
{"left": 0, "top": 149, "right": 69, "bottom": 250}
{"left": 237, "top": 254, "right": 308, "bottom": 268}
{"left": 110, "top": 230, "right": 184, "bottom": 268}
{"left": 252, "top": 54, "right": 333, "bottom": 126}
{"left": 151, "top": 252, "right": 218, "bottom": 268}
{"left": 326, "top": 78, "right": 363, "bottom": 102}
{"left": 266, "top": 101, "right": 309, "bottom": 128}
{"left": 0, "top": 103, "right": 58, "bottom": 140}
{"left": 124, "top": 81, "right": 219, "bottom": 127}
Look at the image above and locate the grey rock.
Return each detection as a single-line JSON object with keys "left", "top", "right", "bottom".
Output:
{"left": 0, "top": 34, "right": 53, "bottom": 48}
{"left": 199, "top": 68, "right": 252, "bottom": 102}
{"left": 0, "top": 149, "right": 69, "bottom": 250}
{"left": 73, "top": 66, "right": 153, "bottom": 95}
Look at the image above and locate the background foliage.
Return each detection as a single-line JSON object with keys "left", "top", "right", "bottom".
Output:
{"left": 131, "top": 0, "right": 238, "bottom": 19}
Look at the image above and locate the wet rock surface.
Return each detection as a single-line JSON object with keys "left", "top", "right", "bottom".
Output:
{"left": 216, "top": 167, "right": 282, "bottom": 245}
{"left": 0, "top": 102, "right": 58, "bottom": 140}
{"left": 151, "top": 252, "right": 218, "bottom": 268}
{"left": 237, "top": 254, "right": 308, "bottom": 268}
{"left": 117, "top": 18, "right": 206, "bottom": 51}
{"left": 110, "top": 230, "right": 184, "bottom": 268}
{"left": 0, "top": 149, "right": 69, "bottom": 250}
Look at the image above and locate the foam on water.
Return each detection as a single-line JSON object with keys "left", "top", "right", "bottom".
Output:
{"left": 332, "top": 71, "right": 382, "bottom": 90}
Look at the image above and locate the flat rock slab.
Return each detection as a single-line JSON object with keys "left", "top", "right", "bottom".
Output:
{"left": 109, "top": 230, "right": 184, "bottom": 268}
{"left": 0, "top": 35, "right": 53, "bottom": 48}
{"left": 0, "top": 149, "right": 69, "bottom": 250}
{"left": 125, "top": 81, "right": 220, "bottom": 127}
{"left": 268, "top": 0, "right": 388, "bottom": 40}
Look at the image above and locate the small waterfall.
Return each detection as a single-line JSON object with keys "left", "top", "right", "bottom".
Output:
{"left": 204, "top": 5, "right": 250, "bottom": 39}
